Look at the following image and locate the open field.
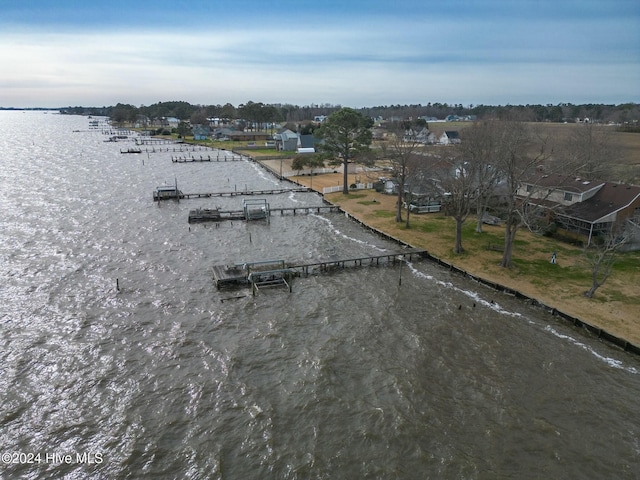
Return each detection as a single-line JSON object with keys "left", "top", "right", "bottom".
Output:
{"left": 259, "top": 164, "right": 640, "bottom": 348}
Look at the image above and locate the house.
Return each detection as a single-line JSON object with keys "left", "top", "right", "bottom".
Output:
{"left": 439, "top": 131, "right": 461, "bottom": 145}
{"left": 404, "top": 127, "right": 436, "bottom": 144}
{"left": 165, "top": 117, "right": 180, "bottom": 129}
{"left": 517, "top": 174, "right": 605, "bottom": 207}
{"left": 227, "top": 131, "right": 271, "bottom": 142}
{"left": 518, "top": 173, "right": 640, "bottom": 247}
{"left": 555, "top": 182, "right": 640, "bottom": 247}
{"left": 192, "top": 125, "right": 210, "bottom": 141}
{"left": 212, "top": 127, "right": 235, "bottom": 140}
{"left": 273, "top": 129, "right": 299, "bottom": 151}
{"left": 297, "top": 134, "right": 319, "bottom": 154}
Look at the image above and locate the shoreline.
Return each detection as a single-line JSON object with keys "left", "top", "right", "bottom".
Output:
{"left": 252, "top": 156, "right": 640, "bottom": 355}
{"left": 339, "top": 203, "right": 640, "bottom": 356}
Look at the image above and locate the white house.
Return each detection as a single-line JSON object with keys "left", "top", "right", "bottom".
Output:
{"left": 439, "top": 131, "right": 461, "bottom": 145}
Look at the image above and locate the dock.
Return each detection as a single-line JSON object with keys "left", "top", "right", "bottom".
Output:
{"left": 188, "top": 204, "right": 342, "bottom": 223}
{"left": 188, "top": 208, "right": 245, "bottom": 223}
{"left": 153, "top": 186, "right": 311, "bottom": 201}
{"left": 135, "top": 138, "right": 184, "bottom": 145}
{"left": 154, "top": 183, "right": 183, "bottom": 201}
{"left": 171, "top": 155, "right": 243, "bottom": 163}
{"left": 212, "top": 250, "right": 426, "bottom": 293}
{"left": 181, "top": 187, "right": 311, "bottom": 199}
{"left": 154, "top": 187, "right": 312, "bottom": 202}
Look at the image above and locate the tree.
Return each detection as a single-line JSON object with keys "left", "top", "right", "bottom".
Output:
{"left": 111, "top": 103, "right": 137, "bottom": 125}
{"left": 385, "top": 121, "right": 425, "bottom": 223}
{"left": 583, "top": 224, "right": 630, "bottom": 298}
{"left": 291, "top": 154, "right": 325, "bottom": 190}
{"left": 492, "top": 119, "right": 554, "bottom": 268}
{"left": 315, "top": 108, "right": 373, "bottom": 195}
{"left": 562, "top": 123, "right": 618, "bottom": 181}
{"left": 458, "top": 120, "right": 504, "bottom": 233}
{"left": 439, "top": 152, "right": 477, "bottom": 254}
{"left": 176, "top": 121, "right": 190, "bottom": 138}
{"left": 190, "top": 108, "right": 209, "bottom": 126}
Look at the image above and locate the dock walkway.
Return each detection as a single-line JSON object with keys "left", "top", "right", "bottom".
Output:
{"left": 212, "top": 250, "right": 426, "bottom": 291}
{"left": 155, "top": 187, "right": 312, "bottom": 201}
{"left": 189, "top": 204, "right": 341, "bottom": 223}
{"left": 181, "top": 187, "right": 311, "bottom": 200}
{"left": 172, "top": 155, "right": 243, "bottom": 163}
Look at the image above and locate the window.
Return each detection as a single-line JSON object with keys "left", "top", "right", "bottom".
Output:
{"left": 564, "top": 192, "right": 573, "bottom": 202}
{"left": 526, "top": 185, "right": 532, "bottom": 193}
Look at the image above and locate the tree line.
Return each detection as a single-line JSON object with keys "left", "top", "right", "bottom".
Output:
{"left": 59, "top": 101, "right": 639, "bottom": 127}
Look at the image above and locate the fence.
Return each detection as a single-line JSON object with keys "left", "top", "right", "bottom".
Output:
{"left": 322, "top": 183, "right": 373, "bottom": 194}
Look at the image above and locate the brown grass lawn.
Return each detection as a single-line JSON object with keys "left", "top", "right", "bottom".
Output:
{"left": 257, "top": 161, "right": 640, "bottom": 348}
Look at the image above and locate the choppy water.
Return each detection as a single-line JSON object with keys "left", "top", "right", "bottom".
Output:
{"left": 1, "top": 111, "right": 639, "bottom": 479}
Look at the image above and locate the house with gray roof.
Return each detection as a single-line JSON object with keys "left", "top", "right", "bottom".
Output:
{"left": 439, "top": 131, "right": 461, "bottom": 145}
{"left": 274, "top": 129, "right": 299, "bottom": 151}
{"left": 518, "top": 173, "right": 640, "bottom": 248}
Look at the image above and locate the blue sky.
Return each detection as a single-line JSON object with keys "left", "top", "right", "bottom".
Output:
{"left": 1, "top": 0, "right": 638, "bottom": 108}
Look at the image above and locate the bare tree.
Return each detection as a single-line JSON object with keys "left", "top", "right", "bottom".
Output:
{"left": 438, "top": 151, "right": 477, "bottom": 253}
{"left": 583, "top": 224, "right": 630, "bottom": 298}
{"left": 493, "top": 119, "right": 555, "bottom": 268}
{"left": 563, "top": 123, "right": 618, "bottom": 181}
{"left": 458, "top": 120, "right": 504, "bottom": 233}
{"left": 385, "top": 121, "right": 426, "bottom": 223}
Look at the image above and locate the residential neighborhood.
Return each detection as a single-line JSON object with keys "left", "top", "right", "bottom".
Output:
{"left": 121, "top": 103, "right": 640, "bottom": 253}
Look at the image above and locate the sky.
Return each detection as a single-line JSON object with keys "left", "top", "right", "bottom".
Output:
{"left": 0, "top": 0, "right": 638, "bottom": 108}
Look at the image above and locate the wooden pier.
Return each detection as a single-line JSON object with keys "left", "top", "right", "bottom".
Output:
{"left": 212, "top": 250, "right": 426, "bottom": 293}
{"left": 135, "top": 138, "right": 184, "bottom": 145}
{"left": 188, "top": 208, "right": 246, "bottom": 223}
{"left": 179, "top": 187, "right": 311, "bottom": 200}
{"left": 189, "top": 204, "right": 341, "bottom": 223}
{"left": 154, "top": 187, "right": 312, "bottom": 202}
{"left": 171, "top": 155, "right": 243, "bottom": 163}
{"left": 288, "top": 249, "right": 426, "bottom": 275}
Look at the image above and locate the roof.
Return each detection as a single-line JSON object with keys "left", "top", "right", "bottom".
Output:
{"left": 275, "top": 131, "right": 298, "bottom": 141}
{"left": 523, "top": 173, "right": 605, "bottom": 194}
{"left": 560, "top": 182, "right": 640, "bottom": 223}
{"left": 192, "top": 125, "right": 210, "bottom": 135}
{"left": 444, "top": 131, "right": 459, "bottom": 138}
{"left": 298, "top": 134, "right": 317, "bottom": 149}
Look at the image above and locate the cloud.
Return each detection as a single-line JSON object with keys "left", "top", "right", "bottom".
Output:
{"left": 0, "top": 11, "right": 638, "bottom": 108}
